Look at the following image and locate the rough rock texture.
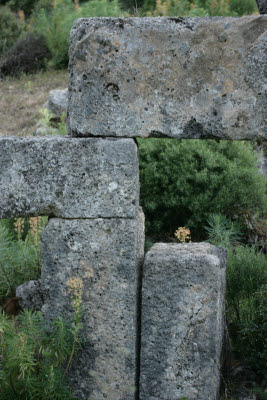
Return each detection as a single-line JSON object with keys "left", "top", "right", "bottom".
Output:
{"left": 256, "top": 0, "right": 267, "bottom": 14}
{"left": 48, "top": 89, "right": 68, "bottom": 118}
{"left": 140, "top": 243, "right": 227, "bottom": 400}
{"left": 16, "top": 280, "right": 44, "bottom": 311}
{"left": 257, "top": 143, "right": 267, "bottom": 181}
{"left": 68, "top": 16, "right": 267, "bottom": 141}
{"left": 41, "top": 210, "right": 145, "bottom": 400}
{"left": 0, "top": 136, "right": 139, "bottom": 219}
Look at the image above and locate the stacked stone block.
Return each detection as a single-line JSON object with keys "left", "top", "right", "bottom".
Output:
{"left": 140, "top": 243, "right": 227, "bottom": 400}
{"left": 0, "top": 137, "right": 139, "bottom": 219}
{"left": 42, "top": 213, "right": 144, "bottom": 400}
{"left": 68, "top": 16, "right": 267, "bottom": 141}
{"left": 0, "top": 135, "right": 144, "bottom": 399}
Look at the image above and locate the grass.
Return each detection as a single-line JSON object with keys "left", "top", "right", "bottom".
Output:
{"left": 0, "top": 69, "right": 67, "bottom": 136}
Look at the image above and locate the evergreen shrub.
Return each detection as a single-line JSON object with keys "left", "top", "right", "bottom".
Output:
{"left": 0, "top": 217, "right": 47, "bottom": 304}
{"left": 143, "top": 0, "right": 258, "bottom": 16}
{"left": 138, "top": 139, "right": 267, "bottom": 239}
{"left": 229, "top": 0, "right": 258, "bottom": 15}
{"left": 0, "top": 307, "right": 82, "bottom": 399}
{"left": 8, "top": 0, "right": 37, "bottom": 16}
{"left": 0, "top": 5, "right": 25, "bottom": 56}
{"left": 0, "top": 33, "right": 50, "bottom": 77}
{"left": 226, "top": 246, "right": 267, "bottom": 379}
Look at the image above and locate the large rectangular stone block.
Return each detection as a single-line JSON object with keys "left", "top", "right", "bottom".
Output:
{"left": 41, "top": 210, "right": 144, "bottom": 400}
{"left": 68, "top": 16, "right": 267, "bottom": 141}
{"left": 140, "top": 243, "right": 227, "bottom": 400}
{"left": 0, "top": 136, "right": 139, "bottom": 219}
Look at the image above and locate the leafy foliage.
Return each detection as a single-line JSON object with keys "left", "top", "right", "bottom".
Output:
{"left": 37, "top": 108, "right": 67, "bottom": 135}
{"left": 8, "top": 0, "right": 37, "bottom": 15}
{"left": 138, "top": 139, "right": 267, "bottom": 240}
{"left": 206, "top": 218, "right": 266, "bottom": 381}
{"left": 0, "top": 5, "right": 25, "bottom": 56}
{"left": 0, "top": 217, "right": 47, "bottom": 304}
{"left": 229, "top": 0, "right": 258, "bottom": 15}
{"left": 226, "top": 246, "right": 267, "bottom": 379}
{"left": 143, "top": 0, "right": 257, "bottom": 16}
{"left": 204, "top": 213, "right": 242, "bottom": 247}
{"left": 0, "top": 310, "right": 79, "bottom": 399}
{"left": 0, "top": 33, "right": 50, "bottom": 77}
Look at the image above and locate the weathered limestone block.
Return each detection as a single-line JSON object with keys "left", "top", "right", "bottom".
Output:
{"left": 16, "top": 280, "right": 44, "bottom": 311}
{"left": 68, "top": 16, "right": 267, "bottom": 141}
{"left": 41, "top": 210, "right": 145, "bottom": 400}
{"left": 0, "top": 136, "right": 139, "bottom": 219}
{"left": 140, "top": 243, "right": 227, "bottom": 400}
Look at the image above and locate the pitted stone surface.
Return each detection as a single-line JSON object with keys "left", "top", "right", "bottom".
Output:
{"left": 256, "top": 0, "right": 267, "bottom": 14}
{"left": 16, "top": 280, "right": 44, "bottom": 311}
{"left": 0, "top": 136, "right": 139, "bottom": 219}
{"left": 41, "top": 210, "right": 145, "bottom": 400}
{"left": 140, "top": 243, "right": 227, "bottom": 400}
{"left": 68, "top": 16, "right": 267, "bottom": 140}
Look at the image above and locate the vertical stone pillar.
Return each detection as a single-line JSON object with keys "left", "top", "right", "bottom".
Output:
{"left": 140, "top": 243, "right": 227, "bottom": 400}
{"left": 40, "top": 138, "right": 144, "bottom": 400}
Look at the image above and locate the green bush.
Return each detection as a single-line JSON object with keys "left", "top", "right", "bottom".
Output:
{"left": 138, "top": 139, "right": 267, "bottom": 239}
{"left": 143, "top": 0, "right": 257, "bottom": 16}
{"left": 205, "top": 216, "right": 266, "bottom": 382}
{"left": 32, "top": 0, "right": 123, "bottom": 69}
{"left": 0, "top": 308, "right": 81, "bottom": 399}
{"left": 229, "top": 0, "right": 258, "bottom": 15}
{"left": 0, "top": 5, "right": 25, "bottom": 56}
{"left": 0, "top": 217, "right": 47, "bottom": 304}
{"left": 0, "top": 33, "right": 50, "bottom": 77}
{"left": 204, "top": 213, "right": 242, "bottom": 247}
{"left": 226, "top": 246, "right": 266, "bottom": 379}
{"left": 8, "top": 0, "right": 37, "bottom": 15}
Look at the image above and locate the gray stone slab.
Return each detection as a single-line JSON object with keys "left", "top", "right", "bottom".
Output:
{"left": 41, "top": 210, "right": 145, "bottom": 400}
{"left": 0, "top": 136, "right": 139, "bottom": 219}
{"left": 68, "top": 16, "right": 267, "bottom": 140}
{"left": 140, "top": 243, "right": 227, "bottom": 400}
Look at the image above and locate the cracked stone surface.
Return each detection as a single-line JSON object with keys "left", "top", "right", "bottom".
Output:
{"left": 68, "top": 16, "right": 267, "bottom": 140}
{"left": 41, "top": 210, "right": 144, "bottom": 400}
{"left": 0, "top": 136, "right": 139, "bottom": 219}
{"left": 140, "top": 243, "right": 227, "bottom": 400}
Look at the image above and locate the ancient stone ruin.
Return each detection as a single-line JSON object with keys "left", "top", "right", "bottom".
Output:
{"left": 1, "top": 14, "right": 266, "bottom": 400}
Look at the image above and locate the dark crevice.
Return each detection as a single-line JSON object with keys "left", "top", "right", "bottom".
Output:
{"left": 135, "top": 253, "right": 144, "bottom": 400}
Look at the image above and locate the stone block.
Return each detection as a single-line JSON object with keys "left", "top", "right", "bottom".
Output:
{"left": 41, "top": 210, "right": 145, "bottom": 400}
{"left": 16, "top": 280, "right": 44, "bottom": 311}
{"left": 140, "top": 243, "right": 227, "bottom": 400}
{"left": 0, "top": 136, "right": 139, "bottom": 219}
{"left": 47, "top": 89, "right": 68, "bottom": 118}
{"left": 68, "top": 16, "right": 267, "bottom": 140}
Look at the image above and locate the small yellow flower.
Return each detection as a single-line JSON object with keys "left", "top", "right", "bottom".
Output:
{"left": 174, "top": 227, "right": 191, "bottom": 243}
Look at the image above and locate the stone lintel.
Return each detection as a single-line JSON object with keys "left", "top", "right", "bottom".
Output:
{"left": 0, "top": 136, "right": 139, "bottom": 219}
{"left": 140, "top": 242, "right": 227, "bottom": 400}
{"left": 68, "top": 16, "right": 267, "bottom": 141}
